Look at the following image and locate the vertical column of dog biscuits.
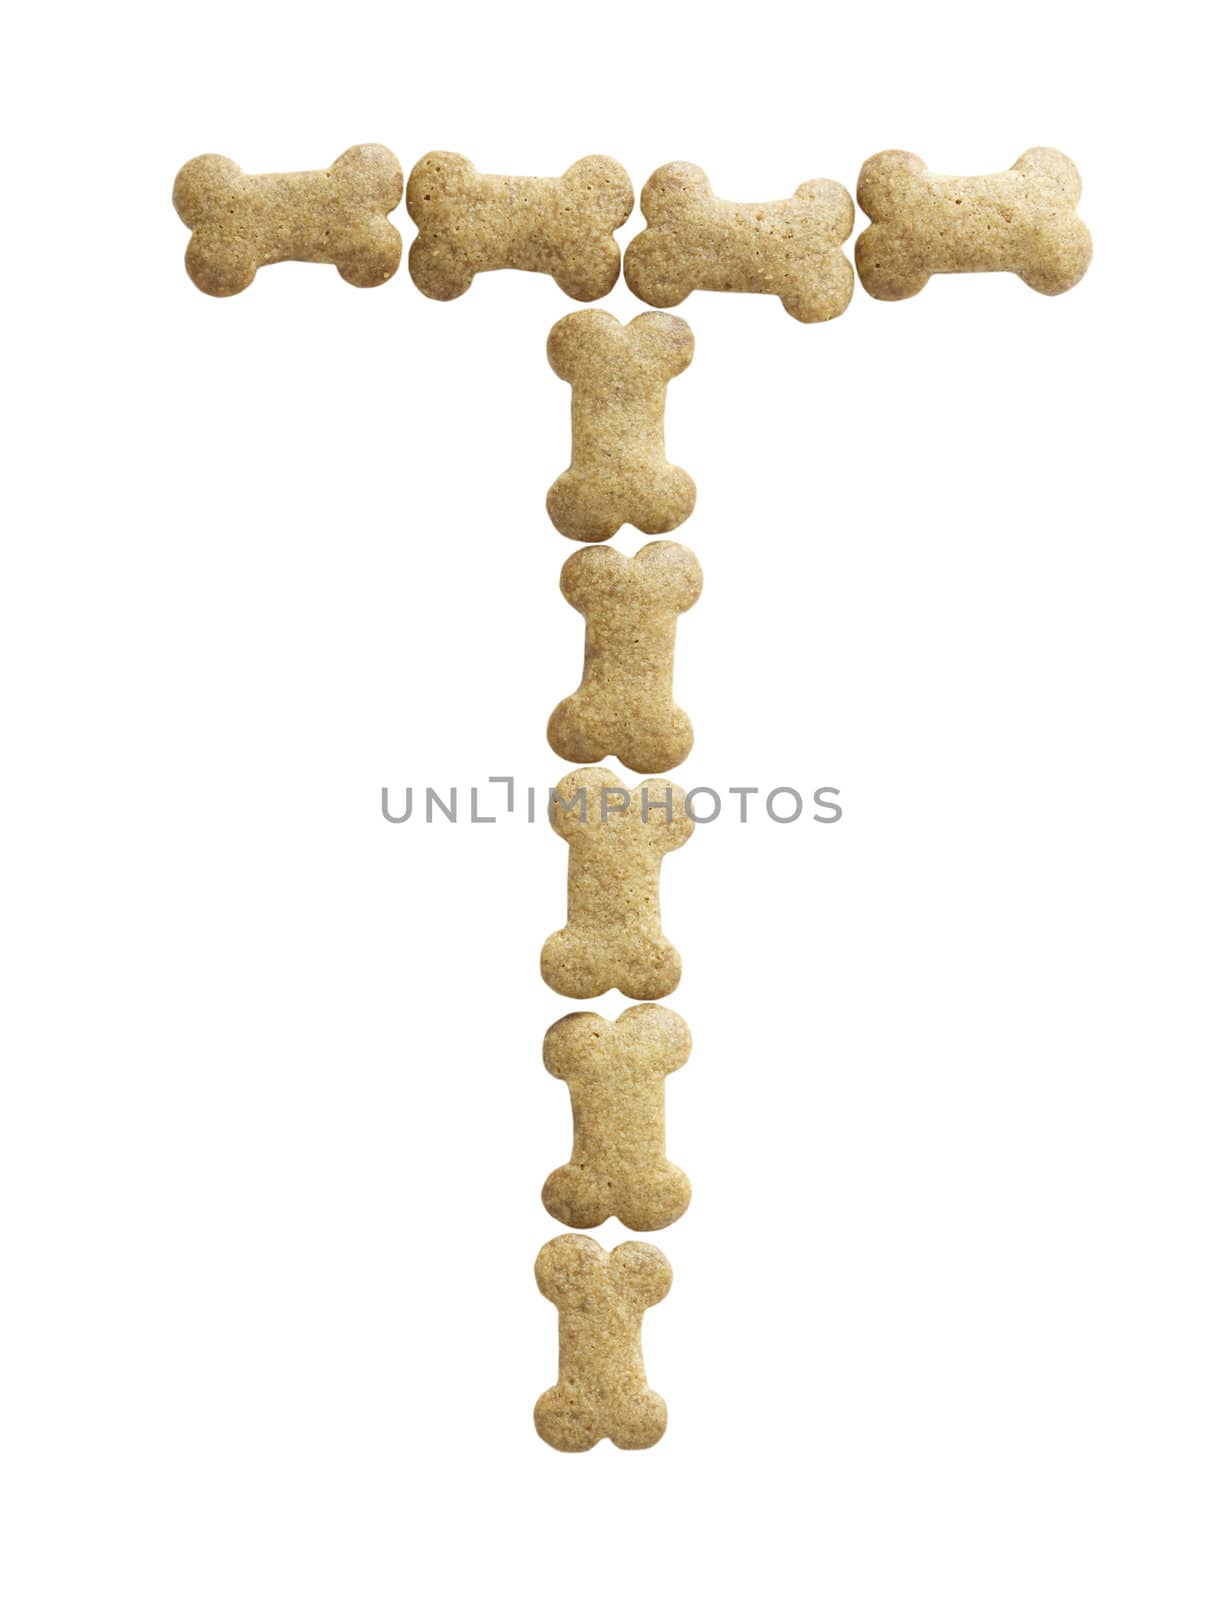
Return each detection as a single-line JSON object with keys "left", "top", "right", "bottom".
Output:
{"left": 536, "top": 307, "right": 698, "bottom": 1451}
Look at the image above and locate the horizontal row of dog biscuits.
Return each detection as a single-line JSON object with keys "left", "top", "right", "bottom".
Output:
{"left": 173, "top": 146, "right": 1091, "bottom": 308}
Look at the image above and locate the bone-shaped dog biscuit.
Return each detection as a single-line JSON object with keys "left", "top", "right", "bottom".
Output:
{"left": 549, "top": 542, "right": 701, "bottom": 775}
{"left": 855, "top": 147, "right": 1092, "bottom": 301}
{"left": 546, "top": 310, "right": 695, "bottom": 543}
{"left": 543, "top": 1004, "right": 692, "bottom": 1232}
{"left": 624, "top": 162, "right": 855, "bottom": 323}
{"left": 172, "top": 145, "right": 403, "bottom": 298}
{"left": 542, "top": 767, "right": 692, "bottom": 1001}
{"left": 534, "top": 1233, "right": 672, "bottom": 1452}
{"left": 406, "top": 153, "right": 633, "bottom": 302}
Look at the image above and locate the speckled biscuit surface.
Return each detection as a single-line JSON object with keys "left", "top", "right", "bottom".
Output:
{"left": 624, "top": 161, "right": 855, "bottom": 323}
{"left": 543, "top": 1004, "right": 691, "bottom": 1232}
{"left": 855, "top": 147, "right": 1092, "bottom": 301}
{"left": 542, "top": 767, "right": 692, "bottom": 1001}
{"left": 172, "top": 145, "right": 403, "bottom": 298}
{"left": 534, "top": 1233, "right": 671, "bottom": 1451}
{"left": 406, "top": 153, "right": 633, "bottom": 302}
{"left": 549, "top": 541, "right": 701, "bottom": 775}
{"left": 547, "top": 310, "right": 695, "bottom": 542}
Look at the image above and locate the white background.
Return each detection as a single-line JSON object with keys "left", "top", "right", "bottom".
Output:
{"left": 2, "top": 2, "right": 1211, "bottom": 1595}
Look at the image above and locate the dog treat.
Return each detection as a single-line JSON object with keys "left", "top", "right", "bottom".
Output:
{"left": 172, "top": 145, "right": 403, "bottom": 298}
{"left": 549, "top": 542, "right": 701, "bottom": 775}
{"left": 543, "top": 1004, "right": 691, "bottom": 1232}
{"left": 855, "top": 147, "right": 1092, "bottom": 301}
{"left": 624, "top": 162, "right": 855, "bottom": 324}
{"left": 534, "top": 1233, "right": 672, "bottom": 1452}
{"left": 546, "top": 310, "right": 695, "bottom": 542}
{"left": 406, "top": 153, "right": 633, "bottom": 302}
{"left": 542, "top": 767, "right": 692, "bottom": 1001}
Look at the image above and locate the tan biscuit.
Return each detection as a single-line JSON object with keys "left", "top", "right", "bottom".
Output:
{"left": 542, "top": 767, "right": 692, "bottom": 1001}
{"left": 546, "top": 310, "right": 695, "bottom": 542}
{"left": 406, "top": 153, "right": 633, "bottom": 302}
{"left": 534, "top": 1233, "right": 671, "bottom": 1452}
{"left": 543, "top": 1004, "right": 692, "bottom": 1232}
{"left": 855, "top": 147, "right": 1092, "bottom": 301}
{"left": 624, "top": 161, "right": 855, "bottom": 323}
{"left": 172, "top": 145, "right": 403, "bottom": 298}
{"left": 549, "top": 542, "right": 701, "bottom": 775}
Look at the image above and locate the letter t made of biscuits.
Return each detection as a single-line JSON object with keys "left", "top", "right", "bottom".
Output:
{"left": 175, "top": 142, "right": 1089, "bottom": 1452}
